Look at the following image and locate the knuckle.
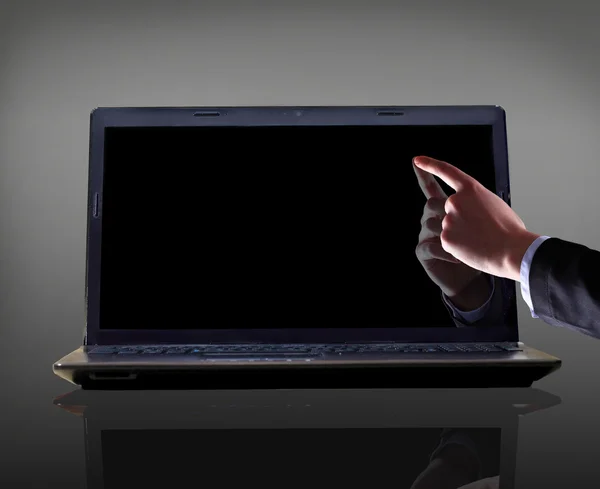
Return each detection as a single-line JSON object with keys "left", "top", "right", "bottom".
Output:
{"left": 415, "top": 241, "right": 430, "bottom": 260}
{"left": 415, "top": 243, "right": 424, "bottom": 258}
{"left": 444, "top": 195, "right": 457, "bottom": 213}
{"left": 423, "top": 217, "right": 439, "bottom": 232}
{"left": 425, "top": 198, "right": 445, "bottom": 216}
{"left": 440, "top": 228, "right": 452, "bottom": 245}
{"left": 425, "top": 198, "right": 437, "bottom": 210}
{"left": 415, "top": 239, "right": 429, "bottom": 251}
{"left": 441, "top": 215, "right": 450, "bottom": 230}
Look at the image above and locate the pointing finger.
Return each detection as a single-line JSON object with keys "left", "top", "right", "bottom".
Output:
{"left": 413, "top": 156, "right": 472, "bottom": 192}
{"left": 413, "top": 160, "right": 447, "bottom": 200}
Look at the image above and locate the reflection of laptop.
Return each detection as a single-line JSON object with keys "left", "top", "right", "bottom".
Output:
{"left": 53, "top": 106, "right": 561, "bottom": 389}
{"left": 54, "top": 388, "right": 561, "bottom": 489}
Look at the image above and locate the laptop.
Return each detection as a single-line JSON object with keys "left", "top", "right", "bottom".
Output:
{"left": 53, "top": 105, "right": 561, "bottom": 389}
{"left": 53, "top": 387, "right": 561, "bottom": 489}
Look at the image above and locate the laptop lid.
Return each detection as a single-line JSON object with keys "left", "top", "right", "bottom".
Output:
{"left": 54, "top": 388, "right": 561, "bottom": 489}
{"left": 85, "top": 105, "right": 517, "bottom": 346}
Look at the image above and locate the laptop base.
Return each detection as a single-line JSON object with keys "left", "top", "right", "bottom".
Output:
{"left": 54, "top": 343, "right": 561, "bottom": 389}
{"left": 70, "top": 363, "right": 558, "bottom": 390}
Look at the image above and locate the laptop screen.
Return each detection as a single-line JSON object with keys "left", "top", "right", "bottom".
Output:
{"left": 99, "top": 124, "right": 515, "bottom": 331}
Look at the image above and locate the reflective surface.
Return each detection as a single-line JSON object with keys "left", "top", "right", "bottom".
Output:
{"left": 3, "top": 306, "right": 600, "bottom": 489}
{"left": 53, "top": 388, "right": 554, "bottom": 489}
{"left": 4, "top": 369, "right": 587, "bottom": 489}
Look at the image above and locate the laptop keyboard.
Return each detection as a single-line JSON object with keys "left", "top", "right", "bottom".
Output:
{"left": 88, "top": 343, "right": 522, "bottom": 356}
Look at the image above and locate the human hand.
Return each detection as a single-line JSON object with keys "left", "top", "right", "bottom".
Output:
{"left": 414, "top": 160, "right": 492, "bottom": 310}
{"left": 409, "top": 458, "right": 471, "bottom": 489}
{"left": 413, "top": 156, "right": 540, "bottom": 282}
{"left": 409, "top": 443, "right": 479, "bottom": 489}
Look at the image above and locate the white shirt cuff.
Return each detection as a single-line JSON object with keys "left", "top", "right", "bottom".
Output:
{"left": 442, "top": 274, "right": 495, "bottom": 323}
{"left": 520, "top": 236, "right": 551, "bottom": 318}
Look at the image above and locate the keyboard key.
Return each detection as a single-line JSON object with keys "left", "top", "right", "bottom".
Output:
{"left": 86, "top": 343, "right": 514, "bottom": 357}
{"left": 141, "top": 347, "right": 166, "bottom": 354}
{"left": 89, "top": 346, "right": 118, "bottom": 354}
{"left": 165, "top": 347, "right": 190, "bottom": 354}
{"left": 202, "top": 352, "right": 318, "bottom": 358}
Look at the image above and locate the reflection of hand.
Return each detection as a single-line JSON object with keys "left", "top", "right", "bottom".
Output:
{"left": 456, "top": 476, "right": 499, "bottom": 489}
{"left": 414, "top": 161, "right": 492, "bottom": 311}
{"left": 410, "top": 444, "right": 479, "bottom": 489}
{"left": 413, "top": 156, "right": 540, "bottom": 282}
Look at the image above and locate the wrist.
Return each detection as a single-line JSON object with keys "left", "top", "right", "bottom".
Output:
{"left": 446, "top": 273, "right": 491, "bottom": 311}
{"left": 502, "top": 230, "right": 540, "bottom": 282}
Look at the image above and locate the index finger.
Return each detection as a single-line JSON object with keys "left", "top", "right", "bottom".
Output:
{"left": 413, "top": 156, "right": 471, "bottom": 191}
{"left": 413, "top": 161, "right": 447, "bottom": 200}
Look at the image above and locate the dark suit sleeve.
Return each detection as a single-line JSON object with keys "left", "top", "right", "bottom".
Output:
{"left": 443, "top": 276, "right": 516, "bottom": 328}
{"left": 529, "top": 237, "right": 600, "bottom": 339}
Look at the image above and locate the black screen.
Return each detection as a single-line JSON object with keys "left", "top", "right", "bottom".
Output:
{"left": 100, "top": 125, "right": 512, "bottom": 329}
{"left": 101, "top": 428, "right": 501, "bottom": 489}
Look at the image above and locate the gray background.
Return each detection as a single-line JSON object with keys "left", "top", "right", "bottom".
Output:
{"left": 1, "top": 0, "right": 598, "bottom": 487}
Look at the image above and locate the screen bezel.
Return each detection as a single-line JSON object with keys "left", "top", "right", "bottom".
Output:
{"left": 85, "top": 105, "right": 516, "bottom": 345}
